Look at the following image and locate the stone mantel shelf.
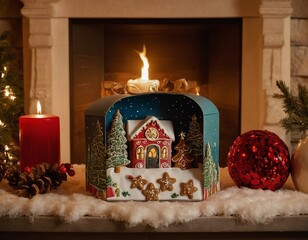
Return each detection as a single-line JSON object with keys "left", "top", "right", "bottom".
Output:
{"left": 1, "top": 215, "right": 307, "bottom": 233}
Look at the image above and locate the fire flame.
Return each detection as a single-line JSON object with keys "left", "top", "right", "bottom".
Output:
{"left": 136, "top": 45, "right": 149, "bottom": 81}
{"left": 196, "top": 86, "right": 200, "bottom": 96}
{"left": 37, "top": 100, "right": 42, "bottom": 114}
{"left": 125, "top": 44, "right": 160, "bottom": 94}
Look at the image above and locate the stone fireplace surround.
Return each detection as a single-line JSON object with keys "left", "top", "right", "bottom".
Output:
{"left": 20, "top": 0, "right": 292, "bottom": 163}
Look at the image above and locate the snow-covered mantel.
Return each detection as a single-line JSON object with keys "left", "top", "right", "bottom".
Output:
{"left": 20, "top": 0, "right": 293, "bottom": 163}
{"left": 0, "top": 165, "right": 307, "bottom": 237}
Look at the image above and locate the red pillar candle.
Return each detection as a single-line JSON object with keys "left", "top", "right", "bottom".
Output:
{"left": 19, "top": 101, "right": 60, "bottom": 170}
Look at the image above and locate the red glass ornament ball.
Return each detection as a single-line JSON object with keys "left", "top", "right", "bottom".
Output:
{"left": 227, "top": 130, "right": 290, "bottom": 191}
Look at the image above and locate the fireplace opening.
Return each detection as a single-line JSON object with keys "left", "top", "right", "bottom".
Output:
{"left": 70, "top": 18, "right": 242, "bottom": 166}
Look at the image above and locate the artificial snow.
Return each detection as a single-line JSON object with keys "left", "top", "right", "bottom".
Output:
{"left": 0, "top": 164, "right": 307, "bottom": 228}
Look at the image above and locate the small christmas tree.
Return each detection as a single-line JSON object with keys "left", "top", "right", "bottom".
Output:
{"left": 172, "top": 132, "right": 194, "bottom": 169}
{"left": 106, "top": 175, "right": 114, "bottom": 187}
{"left": 186, "top": 115, "right": 203, "bottom": 162}
{"left": 273, "top": 80, "right": 308, "bottom": 139}
{"left": 203, "top": 143, "right": 216, "bottom": 197}
{"left": 106, "top": 110, "right": 130, "bottom": 168}
{"left": 0, "top": 31, "right": 24, "bottom": 168}
{"left": 89, "top": 120, "right": 107, "bottom": 189}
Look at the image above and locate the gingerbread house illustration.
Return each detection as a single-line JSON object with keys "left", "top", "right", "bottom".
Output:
{"left": 126, "top": 116, "right": 175, "bottom": 168}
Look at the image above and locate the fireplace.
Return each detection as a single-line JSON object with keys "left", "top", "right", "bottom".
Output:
{"left": 20, "top": 0, "right": 292, "bottom": 165}
{"left": 70, "top": 18, "right": 241, "bottom": 164}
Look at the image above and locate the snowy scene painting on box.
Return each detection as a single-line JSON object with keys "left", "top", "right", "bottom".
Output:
{"left": 85, "top": 93, "right": 219, "bottom": 201}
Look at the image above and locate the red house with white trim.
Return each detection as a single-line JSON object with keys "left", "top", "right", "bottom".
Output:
{"left": 126, "top": 116, "right": 175, "bottom": 168}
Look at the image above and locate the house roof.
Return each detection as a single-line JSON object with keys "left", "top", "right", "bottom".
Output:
{"left": 126, "top": 116, "right": 175, "bottom": 141}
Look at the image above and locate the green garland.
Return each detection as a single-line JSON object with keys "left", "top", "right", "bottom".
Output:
{"left": 273, "top": 80, "right": 308, "bottom": 138}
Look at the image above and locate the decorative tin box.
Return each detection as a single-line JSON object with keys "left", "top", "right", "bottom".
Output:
{"left": 85, "top": 93, "right": 219, "bottom": 201}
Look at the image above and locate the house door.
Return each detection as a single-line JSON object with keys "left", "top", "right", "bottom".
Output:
{"left": 146, "top": 145, "right": 159, "bottom": 168}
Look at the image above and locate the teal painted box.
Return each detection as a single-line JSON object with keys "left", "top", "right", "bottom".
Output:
{"left": 85, "top": 93, "right": 219, "bottom": 201}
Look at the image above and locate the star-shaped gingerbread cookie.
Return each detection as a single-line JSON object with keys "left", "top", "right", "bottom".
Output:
{"left": 142, "top": 183, "right": 160, "bottom": 201}
{"left": 130, "top": 175, "right": 148, "bottom": 190}
{"left": 180, "top": 179, "right": 198, "bottom": 199}
{"left": 157, "top": 172, "right": 176, "bottom": 192}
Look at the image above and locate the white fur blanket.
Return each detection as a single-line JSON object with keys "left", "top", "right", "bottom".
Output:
{"left": 0, "top": 165, "right": 307, "bottom": 228}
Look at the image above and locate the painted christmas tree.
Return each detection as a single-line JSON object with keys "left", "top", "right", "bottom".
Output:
{"left": 106, "top": 175, "right": 114, "bottom": 187}
{"left": 186, "top": 115, "right": 203, "bottom": 163}
{"left": 89, "top": 120, "right": 106, "bottom": 189}
{"left": 172, "top": 132, "right": 194, "bottom": 169}
{"left": 106, "top": 110, "right": 130, "bottom": 168}
{"left": 203, "top": 143, "right": 217, "bottom": 198}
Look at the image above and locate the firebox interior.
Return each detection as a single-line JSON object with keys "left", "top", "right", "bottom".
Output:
{"left": 70, "top": 18, "right": 242, "bottom": 166}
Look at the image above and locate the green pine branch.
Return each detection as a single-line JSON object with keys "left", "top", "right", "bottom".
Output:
{"left": 273, "top": 80, "right": 308, "bottom": 138}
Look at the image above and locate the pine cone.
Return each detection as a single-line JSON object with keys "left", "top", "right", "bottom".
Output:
{"left": 44, "top": 163, "right": 67, "bottom": 188}
{"left": 14, "top": 170, "right": 36, "bottom": 198}
{"left": 6, "top": 167, "right": 21, "bottom": 189}
{"left": 6, "top": 162, "right": 70, "bottom": 198}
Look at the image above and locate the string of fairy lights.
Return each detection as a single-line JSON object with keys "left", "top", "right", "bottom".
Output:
{"left": 2, "top": 66, "right": 16, "bottom": 100}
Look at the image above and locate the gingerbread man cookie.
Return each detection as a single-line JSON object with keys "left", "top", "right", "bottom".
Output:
{"left": 180, "top": 179, "right": 198, "bottom": 199}
{"left": 157, "top": 172, "right": 176, "bottom": 192}
{"left": 142, "top": 183, "right": 160, "bottom": 201}
{"left": 130, "top": 175, "right": 148, "bottom": 190}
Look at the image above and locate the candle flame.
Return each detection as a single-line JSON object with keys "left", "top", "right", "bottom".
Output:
{"left": 125, "top": 45, "right": 159, "bottom": 94}
{"left": 136, "top": 45, "right": 149, "bottom": 81}
{"left": 196, "top": 86, "right": 200, "bottom": 96}
{"left": 37, "top": 100, "right": 42, "bottom": 114}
